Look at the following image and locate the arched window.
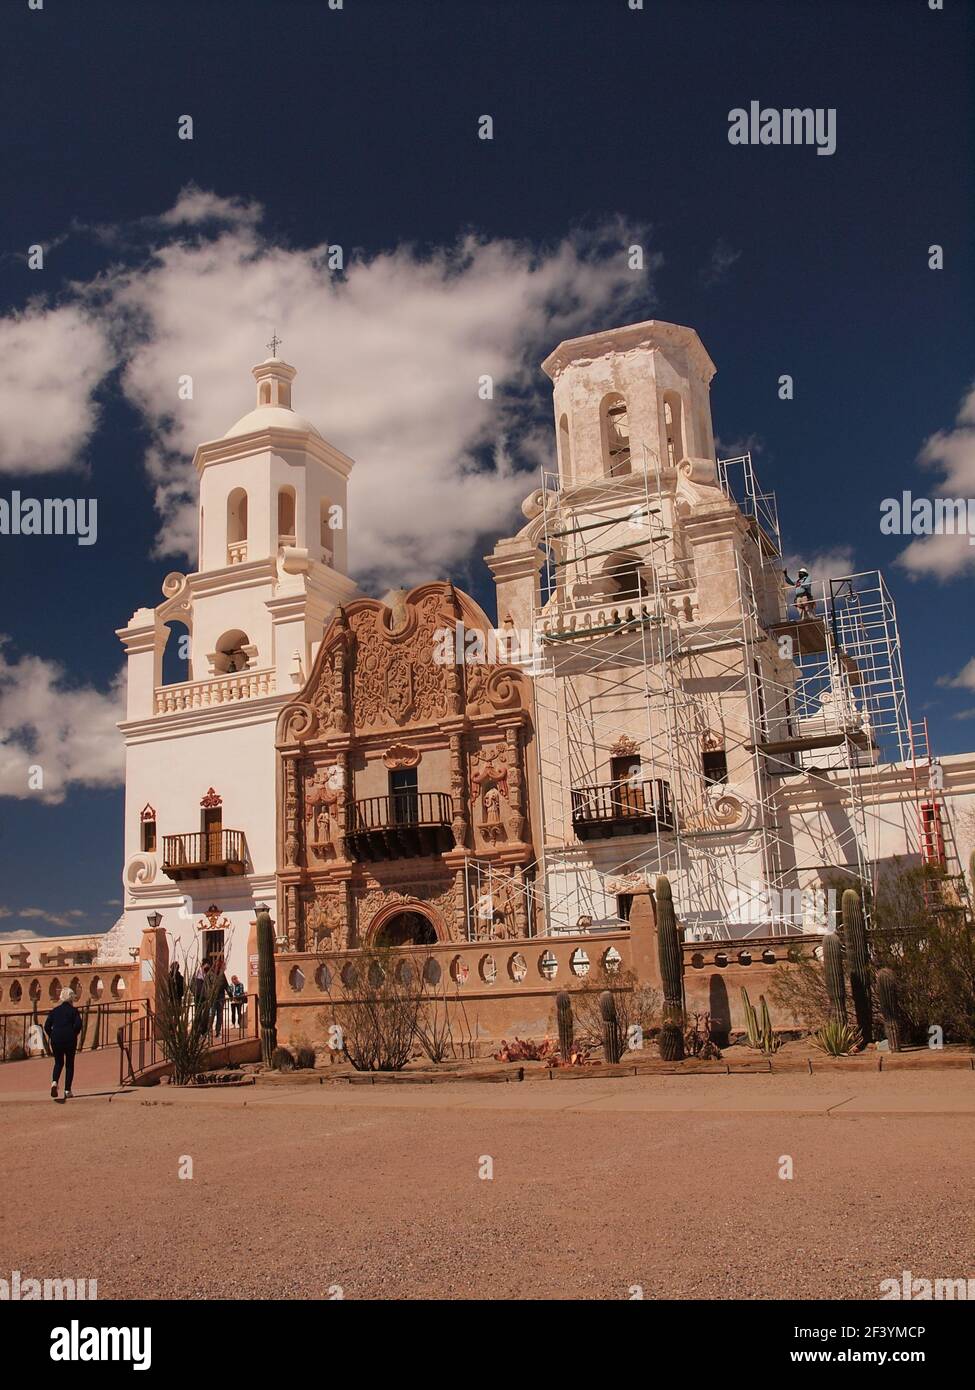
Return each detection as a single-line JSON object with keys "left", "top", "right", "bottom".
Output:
{"left": 600, "top": 394, "right": 631, "bottom": 477}
{"left": 277, "top": 486, "right": 296, "bottom": 543}
{"left": 320, "top": 498, "right": 335, "bottom": 560}
{"left": 140, "top": 804, "right": 157, "bottom": 852}
{"left": 259, "top": 381, "right": 271, "bottom": 405}
{"left": 663, "top": 393, "right": 684, "bottom": 467}
{"left": 213, "top": 629, "right": 252, "bottom": 675}
{"left": 227, "top": 488, "right": 248, "bottom": 563}
{"left": 558, "top": 413, "right": 572, "bottom": 479}
{"left": 161, "top": 620, "right": 191, "bottom": 686}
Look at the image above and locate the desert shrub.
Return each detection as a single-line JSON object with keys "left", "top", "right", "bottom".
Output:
{"left": 567, "top": 966, "right": 660, "bottom": 1057}
{"left": 294, "top": 1044, "right": 317, "bottom": 1070}
{"left": 6, "top": 1044, "right": 28, "bottom": 1062}
{"left": 765, "top": 952, "right": 833, "bottom": 1031}
{"left": 319, "top": 947, "right": 426, "bottom": 1072}
{"left": 270, "top": 1045, "right": 296, "bottom": 1071}
{"left": 155, "top": 951, "right": 230, "bottom": 1085}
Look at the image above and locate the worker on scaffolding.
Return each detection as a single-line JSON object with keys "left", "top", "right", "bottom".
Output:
{"left": 783, "top": 566, "right": 815, "bottom": 621}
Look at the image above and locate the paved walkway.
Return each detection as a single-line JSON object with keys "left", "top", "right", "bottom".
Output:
{"left": 4, "top": 1063, "right": 974, "bottom": 1115}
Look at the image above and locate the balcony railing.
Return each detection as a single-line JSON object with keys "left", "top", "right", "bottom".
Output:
{"left": 154, "top": 668, "right": 276, "bottom": 714}
{"left": 161, "top": 830, "right": 247, "bottom": 880}
{"left": 571, "top": 778, "right": 675, "bottom": 841}
{"left": 344, "top": 793, "right": 454, "bottom": 862}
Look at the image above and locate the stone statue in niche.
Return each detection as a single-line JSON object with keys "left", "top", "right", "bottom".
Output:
{"left": 305, "top": 765, "right": 341, "bottom": 858}
{"left": 470, "top": 744, "right": 511, "bottom": 844}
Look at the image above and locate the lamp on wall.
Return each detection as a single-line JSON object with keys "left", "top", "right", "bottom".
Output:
{"left": 146, "top": 911, "right": 163, "bottom": 930}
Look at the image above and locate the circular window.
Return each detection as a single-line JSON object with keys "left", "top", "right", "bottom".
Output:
{"left": 538, "top": 950, "right": 558, "bottom": 981}
{"left": 289, "top": 966, "right": 305, "bottom": 993}
{"left": 423, "top": 956, "right": 442, "bottom": 987}
{"left": 69, "top": 977, "right": 81, "bottom": 998}
{"left": 738, "top": 950, "right": 752, "bottom": 966}
{"left": 10, "top": 981, "right": 22, "bottom": 1004}
{"left": 395, "top": 958, "right": 416, "bottom": 988}
{"left": 690, "top": 952, "right": 705, "bottom": 969}
{"left": 315, "top": 963, "right": 331, "bottom": 992}
{"left": 49, "top": 977, "right": 62, "bottom": 1001}
{"left": 90, "top": 976, "right": 104, "bottom": 999}
{"left": 479, "top": 954, "right": 497, "bottom": 985}
{"left": 570, "top": 948, "right": 590, "bottom": 977}
{"left": 29, "top": 979, "right": 41, "bottom": 1001}
{"left": 761, "top": 948, "right": 776, "bottom": 964}
{"left": 340, "top": 961, "right": 358, "bottom": 989}
{"left": 368, "top": 960, "right": 385, "bottom": 989}
{"left": 714, "top": 952, "right": 728, "bottom": 968}
{"left": 111, "top": 974, "right": 127, "bottom": 998}
{"left": 508, "top": 952, "right": 528, "bottom": 982}
{"left": 450, "top": 955, "right": 469, "bottom": 985}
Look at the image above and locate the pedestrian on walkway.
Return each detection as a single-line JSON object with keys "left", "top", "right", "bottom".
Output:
{"left": 44, "top": 987, "right": 82, "bottom": 1100}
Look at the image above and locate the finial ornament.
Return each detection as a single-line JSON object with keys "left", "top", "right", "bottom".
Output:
{"left": 266, "top": 332, "right": 282, "bottom": 358}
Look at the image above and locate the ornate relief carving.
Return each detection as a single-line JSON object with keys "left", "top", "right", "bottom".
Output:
{"left": 470, "top": 869, "right": 524, "bottom": 942}
{"left": 303, "top": 763, "right": 342, "bottom": 861}
{"left": 200, "top": 787, "right": 222, "bottom": 808}
{"left": 351, "top": 593, "right": 449, "bottom": 730}
{"left": 465, "top": 664, "right": 521, "bottom": 715}
{"left": 283, "top": 758, "right": 301, "bottom": 867}
{"left": 382, "top": 743, "right": 421, "bottom": 770}
{"left": 353, "top": 879, "right": 459, "bottom": 944}
{"left": 304, "top": 889, "right": 349, "bottom": 954}
{"left": 610, "top": 734, "right": 640, "bottom": 758}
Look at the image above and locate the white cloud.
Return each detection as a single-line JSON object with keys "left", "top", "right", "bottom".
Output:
{"left": 0, "top": 306, "right": 111, "bottom": 475}
{"left": 156, "top": 183, "right": 262, "bottom": 227}
{"left": 938, "top": 656, "right": 975, "bottom": 691}
{"left": 0, "top": 637, "right": 125, "bottom": 804}
{"left": 92, "top": 198, "right": 656, "bottom": 586}
{"left": 782, "top": 545, "right": 855, "bottom": 580}
{"left": 896, "top": 380, "right": 975, "bottom": 580}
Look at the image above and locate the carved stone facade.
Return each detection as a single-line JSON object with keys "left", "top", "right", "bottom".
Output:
{"left": 275, "top": 582, "right": 537, "bottom": 950}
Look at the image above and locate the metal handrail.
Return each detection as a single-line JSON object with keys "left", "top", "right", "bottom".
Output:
{"left": 117, "top": 993, "right": 258, "bottom": 1085}
{"left": 571, "top": 777, "right": 675, "bottom": 827}
{"left": 0, "top": 1001, "right": 142, "bottom": 1063}
{"left": 350, "top": 792, "right": 453, "bottom": 832}
{"left": 161, "top": 829, "right": 245, "bottom": 869}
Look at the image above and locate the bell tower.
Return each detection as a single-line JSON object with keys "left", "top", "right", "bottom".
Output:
{"left": 542, "top": 319, "right": 719, "bottom": 487}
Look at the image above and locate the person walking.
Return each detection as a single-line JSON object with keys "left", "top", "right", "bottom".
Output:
{"left": 209, "top": 957, "right": 232, "bottom": 1038}
{"left": 44, "top": 987, "right": 83, "bottom": 1100}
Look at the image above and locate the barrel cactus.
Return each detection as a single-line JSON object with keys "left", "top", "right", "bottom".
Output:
{"left": 555, "top": 990, "right": 574, "bottom": 1060}
{"left": 658, "top": 1021, "right": 683, "bottom": 1062}
{"left": 256, "top": 904, "right": 278, "bottom": 1067}
{"left": 877, "top": 967, "right": 903, "bottom": 1052}
{"left": 842, "top": 888, "right": 871, "bottom": 1045}
{"left": 599, "top": 990, "right": 623, "bottom": 1064}
{"left": 823, "top": 931, "right": 847, "bottom": 1026}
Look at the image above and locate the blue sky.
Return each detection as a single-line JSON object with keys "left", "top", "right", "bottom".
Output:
{"left": 1, "top": 0, "right": 973, "bottom": 938}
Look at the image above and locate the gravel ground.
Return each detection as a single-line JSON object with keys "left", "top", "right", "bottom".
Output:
{"left": 4, "top": 1080, "right": 974, "bottom": 1301}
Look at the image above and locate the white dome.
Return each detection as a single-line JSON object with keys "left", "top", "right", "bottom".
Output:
{"left": 223, "top": 404, "right": 322, "bottom": 440}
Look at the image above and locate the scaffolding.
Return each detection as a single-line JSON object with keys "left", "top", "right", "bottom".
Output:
{"left": 521, "top": 448, "right": 925, "bottom": 940}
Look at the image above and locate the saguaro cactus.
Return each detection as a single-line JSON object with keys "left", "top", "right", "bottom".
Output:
{"left": 599, "top": 990, "right": 623, "bottom": 1064}
{"left": 877, "top": 967, "right": 903, "bottom": 1052}
{"left": 823, "top": 931, "right": 847, "bottom": 1026}
{"left": 842, "top": 888, "right": 872, "bottom": 1045}
{"left": 555, "top": 990, "right": 574, "bottom": 1060}
{"left": 256, "top": 904, "right": 278, "bottom": 1067}
{"left": 655, "top": 875, "right": 685, "bottom": 1060}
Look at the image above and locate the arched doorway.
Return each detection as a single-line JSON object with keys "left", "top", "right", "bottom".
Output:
{"left": 373, "top": 910, "right": 437, "bottom": 948}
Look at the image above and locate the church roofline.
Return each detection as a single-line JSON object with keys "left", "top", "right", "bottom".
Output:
{"left": 192, "top": 426, "right": 355, "bottom": 477}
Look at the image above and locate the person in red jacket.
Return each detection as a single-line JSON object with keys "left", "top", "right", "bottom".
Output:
{"left": 44, "top": 987, "right": 83, "bottom": 1100}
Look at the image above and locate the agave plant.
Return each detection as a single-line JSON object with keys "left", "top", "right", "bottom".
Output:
{"left": 811, "top": 1020, "right": 863, "bottom": 1056}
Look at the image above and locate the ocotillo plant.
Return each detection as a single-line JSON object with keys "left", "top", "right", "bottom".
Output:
{"left": 599, "top": 990, "right": 623, "bottom": 1064}
{"left": 256, "top": 904, "right": 278, "bottom": 1067}
{"left": 823, "top": 931, "right": 847, "bottom": 1026}
{"left": 555, "top": 990, "right": 574, "bottom": 1060}
{"left": 876, "top": 967, "right": 903, "bottom": 1052}
{"left": 842, "top": 888, "right": 872, "bottom": 1045}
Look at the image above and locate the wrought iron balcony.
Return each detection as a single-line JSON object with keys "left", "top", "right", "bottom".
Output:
{"left": 344, "top": 793, "right": 454, "bottom": 862}
{"left": 571, "top": 778, "right": 675, "bottom": 841}
{"left": 161, "top": 830, "right": 247, "bottom": 880}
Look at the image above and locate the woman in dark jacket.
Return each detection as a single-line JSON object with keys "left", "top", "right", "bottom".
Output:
{"left": 44, "top": 988, "right": 83, "bottom": 1100}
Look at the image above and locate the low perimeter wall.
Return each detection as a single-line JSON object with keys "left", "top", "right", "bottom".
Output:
{"left": 266, "top": 922, "right": 819, "bottom": 1056}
